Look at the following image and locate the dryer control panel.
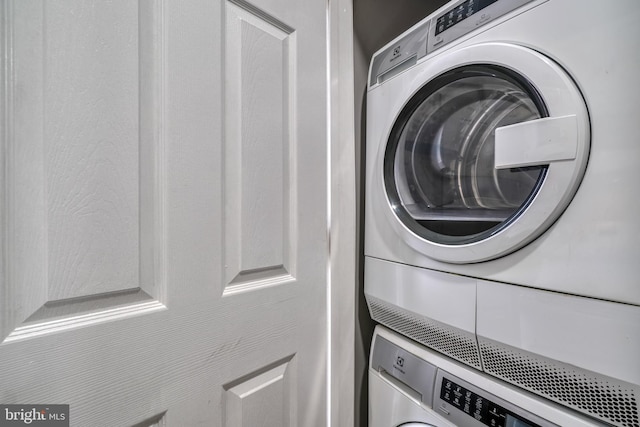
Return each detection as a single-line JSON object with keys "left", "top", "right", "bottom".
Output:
{"left": 427, "top": 0, "right": 537, "bottom": 54}
{"left": 369, "top": 0, "right": 542, "bottom": 88}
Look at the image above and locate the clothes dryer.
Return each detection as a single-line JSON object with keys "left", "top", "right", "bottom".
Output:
{"left": 364, "top": 1, "right": 640, "bottom": 426}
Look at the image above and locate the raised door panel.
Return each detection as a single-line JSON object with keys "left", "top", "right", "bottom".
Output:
{"left": 1, "top": 0, "right": 165, "bottom": 342}
{"left": 45, "top": 1, "right": 139, "bottom": 299}
{"left": 223, "top": 0, "right": 297, "bottom": 294}
{"left": 224, "top": 357, "right": 295, "bottom": 427}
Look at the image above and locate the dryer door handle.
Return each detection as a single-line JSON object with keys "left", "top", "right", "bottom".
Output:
{"left": 494, "top": 115, "right": 578, "bottom": 169}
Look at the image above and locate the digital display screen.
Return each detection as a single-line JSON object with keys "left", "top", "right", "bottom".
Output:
{"left": 506, "top": 415, "right": 535, "bottom": 427}
{"left": 440, "top": 377, "right": 541, "bottom": 427}
{"left": 435, "top": 0, "right": 499, "bottom": 35}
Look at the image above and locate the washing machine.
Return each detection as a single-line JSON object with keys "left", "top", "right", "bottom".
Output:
{"left": 370, "top": 326, "right": 600, "bottom": 427}
{"left": 364, "top": 1, "right": 640, "bottom": 426}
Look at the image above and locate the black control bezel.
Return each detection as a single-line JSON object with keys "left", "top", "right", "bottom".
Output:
{"left": 435, "top": 0, "right": 499, "bottom": 36}
{"left": 441, "top": 376, "right": 542, "bottom": 427}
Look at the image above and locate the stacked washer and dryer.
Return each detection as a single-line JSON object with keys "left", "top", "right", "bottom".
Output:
{"left": 364, "top": 1, "right": 640, "bottom": 426}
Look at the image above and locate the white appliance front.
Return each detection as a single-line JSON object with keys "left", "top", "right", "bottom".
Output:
{"left": 369, "top": 326, "right": 600, "bottom": 427}
{"left": 364, "top": 1, "right": 640, "bottom": 426}
{"left": 365, "top": 0, "right": 640, "bottom": 303}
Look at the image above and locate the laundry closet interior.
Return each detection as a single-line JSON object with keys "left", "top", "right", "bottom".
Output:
{"left": 0, "top": 0, "right": 638, "bottom": 426}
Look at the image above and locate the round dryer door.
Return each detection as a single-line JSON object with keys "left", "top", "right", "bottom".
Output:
{"left": 383, "top": 43, "right": 589, "bottom": 263}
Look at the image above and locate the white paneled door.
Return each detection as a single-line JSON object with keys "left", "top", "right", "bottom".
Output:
{"left": 0, "top": 0, "right": 336, "bottom": 425}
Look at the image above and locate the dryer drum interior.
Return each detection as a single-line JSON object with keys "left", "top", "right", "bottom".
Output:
{"left": 384, "top": 65, "right": 550, "bottom": 245}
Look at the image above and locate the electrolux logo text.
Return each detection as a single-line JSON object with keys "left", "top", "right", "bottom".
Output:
{"left": 0, "top": 405, "right": 69, "bottom": 427}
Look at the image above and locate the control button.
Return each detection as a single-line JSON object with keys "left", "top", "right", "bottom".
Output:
{"left": 488, "top": 414, "right": 506, "bottom": 427}
{"left": 487, "top": 403, "right": 506, "bottom": 427}
{"left": 477, "top": 13, "right": 492, "bottom": 25}
{"left": 487, "top": 403, "right": 505, "bottom": 418}
{"left": 463, "top": 402, "right": 471, "bottom": 414}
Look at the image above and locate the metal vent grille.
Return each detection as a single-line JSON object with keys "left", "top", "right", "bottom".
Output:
{"left": 480, "top": 339, "right": 640, "bottom": 427}
{"left": 367, "top": 296, "right": 481, "bottom": 369}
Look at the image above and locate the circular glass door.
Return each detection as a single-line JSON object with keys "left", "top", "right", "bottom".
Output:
{"left": 384, "top": 65, "right": 548, "bottom": 245}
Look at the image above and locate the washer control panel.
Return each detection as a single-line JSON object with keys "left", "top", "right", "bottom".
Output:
{"left": 440, "top": 377, "right": 536, "bottom": 427}
{"left": 434, "top": 371, "right": 557, "bottom": 427}
{"left": 371, "top": 335, "right": 558, "bottom": 427}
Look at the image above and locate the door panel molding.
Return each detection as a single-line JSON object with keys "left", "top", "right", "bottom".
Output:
{"left": 222, "top": 0, "right": 297, "bottom": 295}
{"left": 223, "top": 354, "right": 296, "bottom": 427}
{"left": 0, "top": 0, "right": 167, "bottom": 343}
